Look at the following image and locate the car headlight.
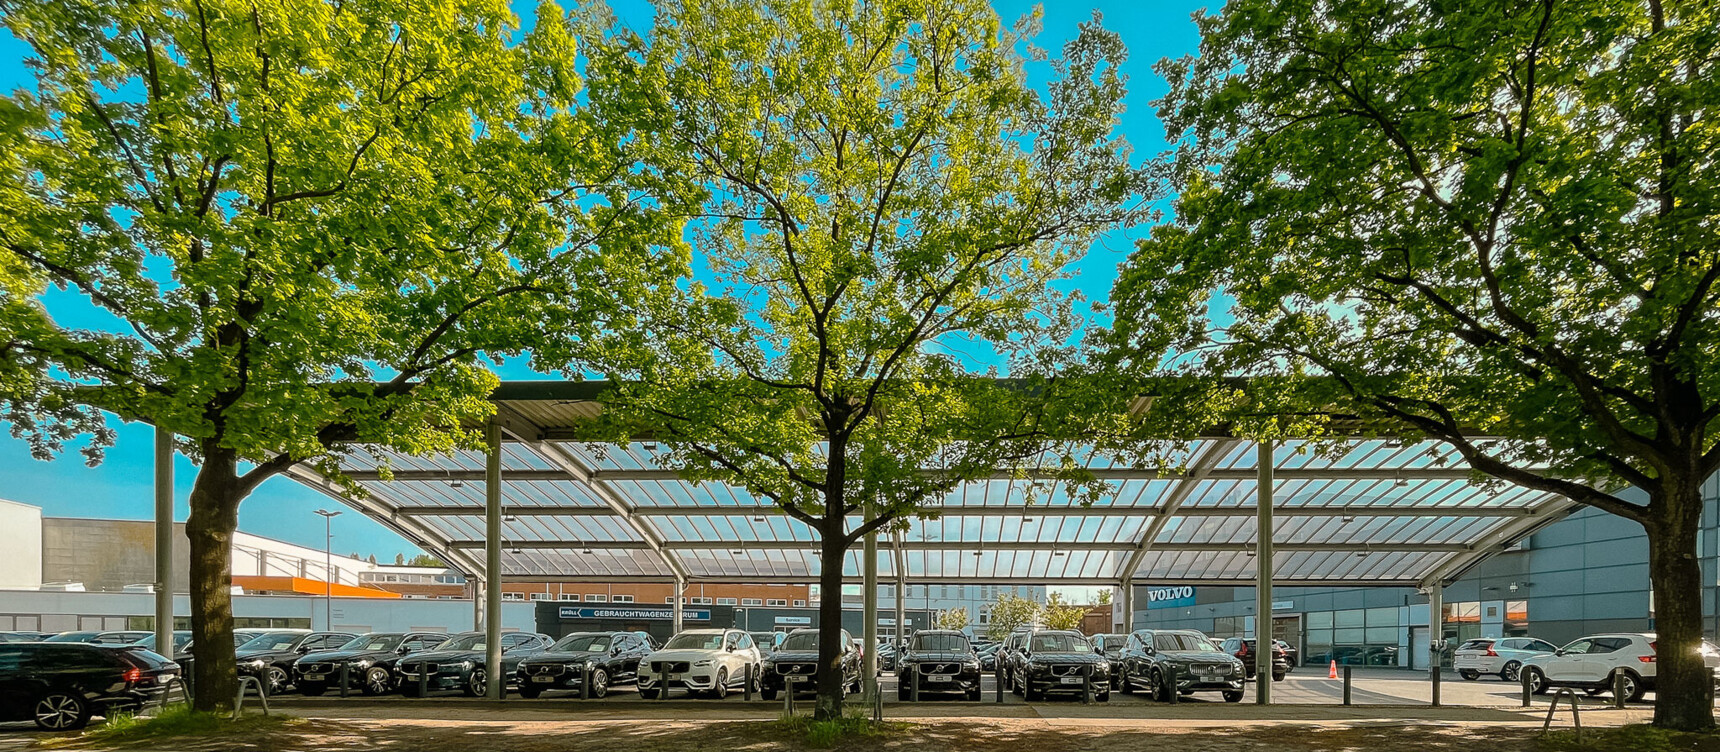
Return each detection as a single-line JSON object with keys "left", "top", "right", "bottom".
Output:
{"left": 354, "top": 659, "right": 373, "bottom": 668}
{"left": 693, "top": 659, "right": 714, "bottom": 667}
{"left": 1096, "top": 661, "right": 1111, "bottom": 671}
{"left": 964, "top": 660, "right": 981, "bottom": 670}
{"left": 459, "top": 660, "right": 474, "bottom": 669}
{"left": 243, "top": 659, "right": 267, "bottom": 669}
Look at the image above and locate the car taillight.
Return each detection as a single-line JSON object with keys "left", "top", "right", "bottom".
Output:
{"left": 1237, "top": 643, "right": 1250, "bottom": 656}
{"left": 1485, "top": 648, "right": 1498, "bottom": 657}
{"left": 123, "top": 667, "right": 142, "bottom": 682}
{"left": 1639, "top": 655, "right": 1656, "bottom": 663}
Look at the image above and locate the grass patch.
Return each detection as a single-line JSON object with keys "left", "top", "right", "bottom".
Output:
{"left": 770, "top": 710, "right": 913, "bottom": 749}
{"left": 1539, "top": 724, "right": 1720, "bottom": 752}
{"left": 42, "top": 703, "right": 301, "bottom": 748}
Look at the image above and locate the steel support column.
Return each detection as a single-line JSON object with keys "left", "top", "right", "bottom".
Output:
{"left": 484, "top": 421, "right": 504, "bottom": 700}
{"left": 1255, "top": 441, "right": 1273, "bottom": 705}
{"left": 862, "top": 529, "right": 879, "bottom": 703}
{"left": 1120, "top": 579, "right": 1134, "bottom": 634}
{"left": 1428, "top": 581, "right": 1444, "bottom": 679}
{"left": 672, "top": 577, "right": 685, "bottom": 634}
{"left": 154, "top": 428, "right": 174, "bottom": 660}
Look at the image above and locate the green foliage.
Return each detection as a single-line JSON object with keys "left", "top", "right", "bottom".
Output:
{"left": 1106, "top": 0, "right": 1719, "bottom": 729}
{"left": 1538, "top": 724, "right": 1720, "bottom": 752}
{"left": 1096, "top": 589, "right": 1112, "bottom": 606}
{"left": 771, "top": 711, "right": 910, "bottom": 749}
{"left": 570, "top": 0, "right": 1153, "bottom": 719}
{"left": 935, "top": 607, "right": 969, "bottom": 632}
{"left": 985, "top": 593, "right": 1041, "bottom": 641}
{"left": 1041, "top": 592, "right": 1088, "bottom": 631}
{"left": 61, "top": 705, "right": 299, "bottom": 747}
{"left": 407, "top": 554, "right": 444, "bottom": 568}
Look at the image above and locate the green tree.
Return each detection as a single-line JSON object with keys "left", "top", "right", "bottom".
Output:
{"left": 935, "top": 607, "right": 969, "bottom": 632}
{"left": 985, "top": 593, "right": 1040, "bottom": 642}
{"left": 0, "top": 0, "right": 667, "bottom": 710}
{"left": 1095, "top": 589, "right": 1112, "bottom": 606}
{"left": 1041, "top": 592, "right": 1088, "bottom": 632}
{"left": 408, "top": 554, "right": 445, "bottom": 568}
{"left": 1109, "top": 0, "right": 1720, "bottom": 729}
{"left": 573, "top": 0, "right": 1152, "bottom": 720}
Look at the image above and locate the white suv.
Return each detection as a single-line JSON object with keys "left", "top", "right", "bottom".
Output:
{"left": 1521, "top": 632, "right": 1720, "bottom": 702}
{"left": 1453, "top": 637, "right": 1558, "bottom": 682}
{"left": 637, "top": 628, "right": 761, "bottom": 699}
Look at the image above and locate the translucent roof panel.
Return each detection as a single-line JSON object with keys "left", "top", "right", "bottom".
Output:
{"left": 290, "top": 388, "right": 1579, "bottom": 587}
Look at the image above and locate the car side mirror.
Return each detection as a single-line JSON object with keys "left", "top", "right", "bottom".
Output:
{"left": 397, "top": 646, "right": 411, "bottom": 655}
{"left": 1554, "top": 649, "right": 1565, "bottom": 656}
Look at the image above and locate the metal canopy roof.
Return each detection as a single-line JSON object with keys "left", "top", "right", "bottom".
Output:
{"left": 282, "top": 386, "right": 1580, "bottom": 589}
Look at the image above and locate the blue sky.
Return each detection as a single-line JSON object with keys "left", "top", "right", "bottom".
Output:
{"left": 0, "top": 0, "right": 1209, "bottom": 562}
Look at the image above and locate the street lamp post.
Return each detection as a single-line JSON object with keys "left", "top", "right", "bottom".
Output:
{"left": 313, "top": 509, "right": 342, "bottom": 630}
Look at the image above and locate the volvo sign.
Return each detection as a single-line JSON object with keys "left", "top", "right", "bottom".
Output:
{"left": 1145, "top": 586, "right": 1196, "bottom": 610}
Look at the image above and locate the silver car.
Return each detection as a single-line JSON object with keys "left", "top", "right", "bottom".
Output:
{"left": 1452, "top": 636, "right": 1557, "bottom": 682}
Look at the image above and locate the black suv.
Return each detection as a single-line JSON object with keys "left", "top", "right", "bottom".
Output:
{"left": 294, "top": 632, "right": 448, "bottom": 696}
{"left": 1008, "top": 629, "right": 1110, "bottom": 701}
{"left": 1088, "top": 634, "right": 1129, "bottom": 690}
{"left": 1118, "top": 629, "right": 1245, "bottom": 702}
{"left": 1217, "top": 637, "right": 1289, "bottom": 682}
{"left": 760, "top": 628, "right": 861, "bottom": 701}
{"left": 516, "top": 631, "right": 654, "bottom": 698}
{"left": 235, "top": 631, "right": 357, "bottom": 694}
{"left": 0, "top": 643, "right": 179, "bottom": 729}
{"left": 896, "top": 630, "right": 983, "bottom": 701}
{"left": 396, "top": 632, "right": 552, "bottom": 697}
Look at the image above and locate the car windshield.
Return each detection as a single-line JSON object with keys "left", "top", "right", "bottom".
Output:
{"left": 440, "top": 634, "right": 486, "bottom": 651}
{"left": 344, "top": 634, "right": 405, "bottom": 652}
{"left": 912, "top": 634, "right": 970, "bottom": 652}
{"left": 780, "top": 633, "right": 821, "bottom": 651}
{"left": 551, "top": 634, "right": 613, "bottom": 653}
{"left": 1029, "top": 634, "right": 1086, "bottom": 652}
{"left": 238, "top": 632, "right": 306, "bottom": 652}
{"left": 664, "top": 633, "right": 725, "bottom": 650}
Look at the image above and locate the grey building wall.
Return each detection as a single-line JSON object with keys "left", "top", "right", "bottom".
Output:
{"left": 40, "top": 518, "right": 191, "bottom": 592}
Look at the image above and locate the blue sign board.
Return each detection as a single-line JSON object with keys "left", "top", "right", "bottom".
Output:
{"left": 560, "top": 606, "right": 712, "bottom": 621}
{"left": 1145, "top": 586, "right": 1196, "bottom": 610}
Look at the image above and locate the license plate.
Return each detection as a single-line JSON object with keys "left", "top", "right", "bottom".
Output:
{"left": 1200, "top": 673, "right": 1220, "bottom": 681}
{"left": 1059, "top": 676, "right": 1085, "bottom": 685}
{"left": 668, "top": 674, "right": 683, "bottom": 683}
{"left": 303, "top": 673, "right": 324, "bottom": 681}
{"left": 928, "top": 675, "right": 952, "bottom": 683}
{"left": 532, "top": 675, "right": 555, "bottom": 683}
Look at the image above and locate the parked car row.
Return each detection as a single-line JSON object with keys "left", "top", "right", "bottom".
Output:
{"left": 0, "top": 642, "right": 180, "bottom": 729}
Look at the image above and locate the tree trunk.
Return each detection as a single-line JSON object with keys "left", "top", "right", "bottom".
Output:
{"left": 1647, "top": 474, "right": 1714, "bottom": 731}
{"left": 186, "top": 447, "right": 242, "bottom": 712}
{"left": 813, "top": 519, "right": 848, "bottom": 721}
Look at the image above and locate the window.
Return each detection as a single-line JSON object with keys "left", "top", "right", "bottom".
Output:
{"left": 502, "top": 592, "right": 525, "bottom": 601}
{"left": 559, "top": 593, "right": 579, "bottom": 601}
{"left": 529, "top": 593, "right": 549, "bottom": 601}
{"left": 794, "top": 600, "right": 805, "bottom": 607}
{"left": 586, "top": 595, "right": 607, "bottom": 603}
{"left": 742, "top": 598, "right": 763, "bottom": 606}
{"left": 612, "top": 595, "right": 634, "bottom": 603}
{"left": 692, "top": 597, "right": 713, "bottom": 605}
{"left": 766, "top": 599, "right": 787, "bottom": 607}
{"left": 665, "top": 597, "right": 676, "bottom": 604}
{"left": 717, "top": 598, "right": 737, "bottom": 606}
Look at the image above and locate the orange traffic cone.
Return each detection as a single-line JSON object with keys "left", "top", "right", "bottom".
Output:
{"left": 1328, "top": 660, "right": 1339, "bottom": 679}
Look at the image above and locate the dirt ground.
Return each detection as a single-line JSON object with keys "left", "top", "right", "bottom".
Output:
{"left": 4, "top": 714, "right": 1669, "bottom": 752}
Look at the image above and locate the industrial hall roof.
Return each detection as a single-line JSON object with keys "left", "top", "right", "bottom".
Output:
{"left": 281, "top": 382, "right": 1579, "bottom": 590}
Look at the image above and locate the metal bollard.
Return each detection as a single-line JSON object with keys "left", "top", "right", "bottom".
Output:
{"left": 784, "top": 678, "right": 795, "bottom": 715}
{"left": 909, "top": 667, "right": 919, "bottom": 702}
{"left": 1165, "top": 666, "right": 1178, "bottom": 705}
{"left": 1342, "top": 665, "right": 1352, "bottom": 706}
{"left": 1082, "top": 673, "right": 1093, "bottom": 705}
{"left": 1521, "top": 670, "right": 1533, "bottom": 708}
{"left": 660, "top": 674, "right": 670, "bottom": 701}
{"left": 1613, "top": 672, "right": 1627, "bottom": 708}
{"left": 581, "top": 663, "right": 591, "bottom": 700}
{"left": 340, "top": 663, "right": 350, "bottom": 698}
{"left": 1431, "top": 665, "right": 1441, "bottom": 707}
{"left": 418, "top": 667, "right": 428, "bottom": 697}
{"left": 744, "top": 664, "right": 753, "bottom": 701}
{"left": 995, "top": 665, "right": 1004, "bottom": 703}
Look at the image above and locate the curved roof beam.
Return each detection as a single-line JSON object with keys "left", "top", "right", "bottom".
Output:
{"left": 1115, "top": 439, "right": 1243, "bottom": 581}
{"left": 1418, "top": 493, "right": 1581, "bottom": 588}
{"left": 281, "top": 465, "right": 487, "bottom": 577}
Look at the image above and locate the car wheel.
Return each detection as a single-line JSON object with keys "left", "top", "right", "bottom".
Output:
{"left": 712, "top": 667, "right": 729, "bottom": 699}
{"left": 1223, "top": 690, "right": 1244, "bottom": 703}
{"left": 363, "top": 667, "right": 392, "bottom": 696}
{"left": 32, "top": 691, "right": 89, "bottom": 731}
{"left": 518, "top": 685, "right": 543, "bottom": 699}
{"left": 1501, "top": 661, "right": 1522, "bottom": 683}
{"left": 1118, "top": 666, "right": 1133, "bottom": 694}
{"left": 299, "top": 682, "right": 327, "bottom": 697}
{"left": 763, "top": 687, "right": 779, "bottom": 701}
{"left": 1148, "top": 669, "right": 1165, "bottom": 702}
{"left": 1459, "top": 669, "right": 1480, "bottom": 681}
{"left": 266, "top": 666, "right": 290, "bottom": 695}
{"left": 1615, "top": 671, "right": 1645, "bottom": 703}
{"left": 1271, "top": 669, "right": 1286, "bottom": 682}
{"left": 591, "top": 668, "right": 609, "bottom": 699}
{"left": 1526, "top": 668, "right": 1549, "bottom": 695}
{"left": 464, "top": 668, "right": 487, "bottom": 697}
